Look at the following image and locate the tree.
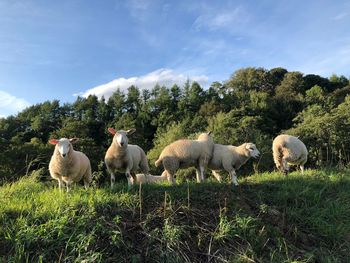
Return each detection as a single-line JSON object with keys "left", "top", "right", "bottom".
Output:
{"left": 125, "top": 85, "right": 141, "bottom": 116}
{"left": 226, "top": 67, "right": 272, "bottom": 93}
{"left": 329, "top": 74, "right": 349, "bottom": 90}
{"left": 305, "top": 85, "right": 327, "bottom": 107}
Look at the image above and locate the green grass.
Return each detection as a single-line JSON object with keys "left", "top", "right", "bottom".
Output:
{"left": 1, "top": 169, "right": 350, "bottom": 262}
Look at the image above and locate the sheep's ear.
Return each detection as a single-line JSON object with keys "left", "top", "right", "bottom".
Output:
{"left": 69, "top": 138, "right": 79, "bottom": 144}
{"left": 108, "top": 128, "right": 117, "bottom": 135}
{"left": 49, "top": 139, "right": 59, "bottom": 145}
{"left": 207, "top": 131, "right": 212, "bottom": 135}
{"left": 127, "top": 128, "right": 136, "bottom": 135}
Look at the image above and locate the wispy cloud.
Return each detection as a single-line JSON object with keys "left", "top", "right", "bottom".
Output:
{"left": 193, "top": 6, "right": 249, "bottom": 33}
{"left": 78, "top": 68, "right": 209, "bottom": 99}
{"left": 332, "top": 12, "right": 348, "bottom": 20}
{"left": 123, "top": 0, "right": 154, "bottom": 21}
{"left": 297, "top": 44, "right": 350, "bottom": 76}
{"left": 0, "top": 90, "right": 31, "bottom": 117}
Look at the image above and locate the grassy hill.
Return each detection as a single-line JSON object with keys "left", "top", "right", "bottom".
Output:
{"left": 1, "top": 169, "right": 350, "bottom": 263}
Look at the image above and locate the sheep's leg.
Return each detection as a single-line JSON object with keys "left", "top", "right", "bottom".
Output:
{"left": 212, "top": 170, "right": 222, "bottom": 183}
{"left": 84, "top": 178, "right": 90, "bottom": 190}
{"left": 163, "top": 157, "right": 177, "bottom": 185}
{"left": 161, "top": 171, "right": 168, "bottom": 178}
{"left": 300, "top": 165, "right": 305, "bottom": 174}
{"left": 84, "top": 168, "right": 92, "bottom": 190}
{"left": 110, "top": 172, "right": 116, "bottom": 188}
{"left": 126, "top": 169, "right": 134, "bottom": 190}
{"left": 58, "top": 178, "right": 64, "bottom": 192}
{"left": 126, "top": 174, "right": 132, "bottom": 189}
{"left": 195, "top": 169, "right": 201, "bottom": 183}
{"left": 281, "top": 159, "right": 289, "bottom": 176}
{"left": 200, "top": 166, "right": 205, "bottom": 182}
{"left": 195, "top": 165, "right": 205, "bottom": 183}
{"left": 165, "top": 170, "right": 176, "bottom": 184}
{"left": 66, "top": 181, "right": 71, "bottom": 192}
{"left": 130, "top": 171, "right": 136, "bottom": 185}
{"left": 230, "top": 170, "right": 239, "bottom": 186}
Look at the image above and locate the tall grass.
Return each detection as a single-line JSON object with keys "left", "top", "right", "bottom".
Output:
{"left": 1, "top": 169, "right": 349, "bottom": 262}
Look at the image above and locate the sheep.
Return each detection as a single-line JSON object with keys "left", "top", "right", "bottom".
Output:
{"left": 105, "top": 128, "right": 150, "bottom": 189}
{"left": 135, "top": 172, "right": 168, "bottom": 184}
{"left": 154, "top": 132, "right": 214, "bottom": 184}
{"left": 49, "top": 138, "right": 92, "bottom": 192}
{"left": 272, "top": 134, "right": 308, "bottom": 175}
{"left": 208, "top": 143, "right": 260, "bottom": 186}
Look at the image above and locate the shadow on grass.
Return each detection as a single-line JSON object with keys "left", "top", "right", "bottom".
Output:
{"left": 1, "top": 170, "right": 349, "bottom": 262}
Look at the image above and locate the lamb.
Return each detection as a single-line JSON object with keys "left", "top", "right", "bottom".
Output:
{"left": 135, "top": 172, "right": 168, "bottom": 184}
{"left": 105, "top": 128, "right": 150, "bottom": 189}
{"left": 272, "top": 134, "right": 308, "bottom": 175}
{"left": 154, "top": 132, "right": 214, "bottom": 184}
{"left": 208, "top": 143, "right": 260, "bottom": 186}
{"left": 49, "top": 138, "right": 92, "bottom": 192}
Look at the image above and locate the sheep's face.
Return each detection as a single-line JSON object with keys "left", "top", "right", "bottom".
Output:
{"left": 108, "top": 128, "right": 136, "bottom": 148}
{"left": 245, "top": 143, "right": 260, "bottom": 158}
{"left": 49, "top": 138, "right": 78, "bottom": 158}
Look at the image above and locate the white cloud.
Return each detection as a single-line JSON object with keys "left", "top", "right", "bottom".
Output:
{"left": 0, "top": 90, "right": 31, "bottom": 117}
{"left": 79, "top": 68, "right": 209, "bottom": 99}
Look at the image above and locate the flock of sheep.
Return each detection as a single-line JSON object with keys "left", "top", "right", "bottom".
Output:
{"left": 48, "top": 129, "right": 308, "bottom": 192}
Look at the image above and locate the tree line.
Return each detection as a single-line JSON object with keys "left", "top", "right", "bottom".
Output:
{"left": 1, "top": 67, "right": 349, "bottom": 183}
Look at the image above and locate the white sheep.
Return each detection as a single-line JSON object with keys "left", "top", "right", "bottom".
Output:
{"left": 49, "top": 138, "right": 92, "bottom": 192}
{"left": 272, "top": 134, "right": 308, "bottom": 175}
{"left": 154, "top": 132, "right": 214, "bottom": 184}
{"left": 105, "top": 128, "right": 150, "bottom": 189}
{"left": 135, "top": 172, "right": 168, "bottom": 184}
{"left": 208, "top": 143, "right": 260, "bottom": 186}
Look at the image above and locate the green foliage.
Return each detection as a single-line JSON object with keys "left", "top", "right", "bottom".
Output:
{"left": 287, "top": 95, "right": 350, "bottom": 167}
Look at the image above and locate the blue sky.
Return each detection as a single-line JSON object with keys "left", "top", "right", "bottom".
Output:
{"left": 1, "top": 0, "right": 350, "bottom": 117}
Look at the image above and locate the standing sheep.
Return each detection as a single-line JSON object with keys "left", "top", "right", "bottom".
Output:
{"left": 272, "top": 134, "right": 308, "bottom": 175}
{"left": 105, "top": 128, "right": 150, "bottom": 189}
{"left": 154, "top": 132, "right": 214, "bottom": 184}
{"left": 49, "top": 138, "right": 92, "bottom": 192}
{"left": 208, "top": 143, "right": 260, "bottom": 186}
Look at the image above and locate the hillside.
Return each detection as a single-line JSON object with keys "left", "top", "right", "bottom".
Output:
{"left": 1, "top": 169, "right": 350, "bottom": 262}
{"left": 1, "top": 67, "right": 350, "bottom": 184}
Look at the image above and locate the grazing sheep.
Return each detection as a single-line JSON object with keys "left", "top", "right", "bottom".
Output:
{"left": 105, "top": 128, "right": 150, "bottom": 189}
{"left": 208, "top": 143, "right": 260, "bottom": 186}
{"left": 49, "top": 138, "right": 92, "bottom": 192}
{"left": 135, "top": 172, "right": 167, "bottom": 184}
{"left": 272, "top": 134, "right": 308, "bottom": 175}
{"left": 155, "top": 132, "right": 214, "bottom": 184}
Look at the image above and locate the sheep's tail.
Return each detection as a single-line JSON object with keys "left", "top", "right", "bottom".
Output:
{"left": 155, "top": 158, "right": 163, "bottom": 167}
{"left": 272, "top": 142, "right": 284, "bottom": 167}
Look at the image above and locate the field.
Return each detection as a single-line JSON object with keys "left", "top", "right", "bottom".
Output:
{"left": 1, "top": 169, "right": 350, "bottom": 263}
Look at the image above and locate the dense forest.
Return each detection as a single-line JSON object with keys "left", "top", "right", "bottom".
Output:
{"left": 1, "top": 67, "right": 350, "bottom": 184}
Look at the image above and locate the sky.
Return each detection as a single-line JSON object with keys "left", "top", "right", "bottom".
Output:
{"left": 1, "top": 0, "right": 350, "bottom": 117}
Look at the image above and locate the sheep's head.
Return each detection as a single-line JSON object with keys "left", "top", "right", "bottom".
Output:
{"left": 197, "top": 131, "right": 213, "bottom": 142}
{"left": 108, "top": 128, "right": 136, "bottom": 148}
{"left": 49, "top": 138, "right": 78, "bottom": 158}
{"left": 245, "top": 143, "right": 260, "bottom": 158}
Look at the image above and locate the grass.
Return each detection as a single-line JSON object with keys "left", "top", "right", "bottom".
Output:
{"left": 1, "top": 169, "right": 350, "bottom": 262}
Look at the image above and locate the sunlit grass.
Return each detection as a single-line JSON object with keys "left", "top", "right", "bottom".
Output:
{"left": 1, "top": 169, "right": 350, "bottom": 262}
